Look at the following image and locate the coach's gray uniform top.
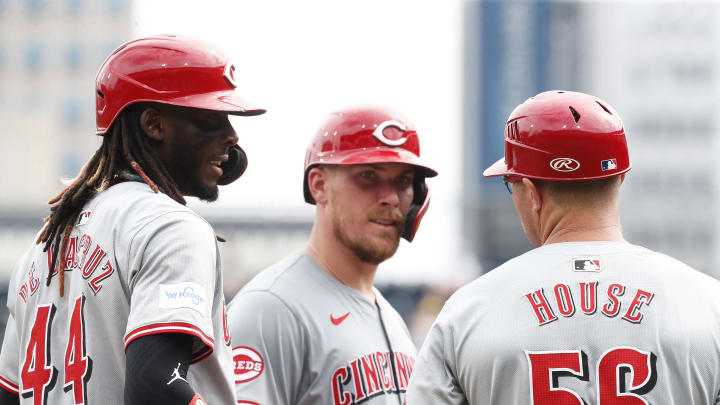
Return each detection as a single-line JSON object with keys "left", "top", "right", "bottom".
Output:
{"left": 229, "top": 252, "right": 417, "bottom": 405}
{"left": 407, "top": 241, "right": 720, "bottom": 405}
{"left": 0, "top": 181, "right": 235, "bottom": 404}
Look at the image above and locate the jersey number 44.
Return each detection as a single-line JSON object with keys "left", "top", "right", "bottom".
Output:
{"left": 21, "top": 295, "right": 92, "bottom": 405}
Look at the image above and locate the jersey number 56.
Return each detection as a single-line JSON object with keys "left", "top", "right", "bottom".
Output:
{"left": 525, "top": 347, "right": 656, "bottom": 405}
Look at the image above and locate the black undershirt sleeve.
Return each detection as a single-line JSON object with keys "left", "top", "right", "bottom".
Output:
{"left": 0, "top": 388, "right": 19, "bottom": 405}
{"left": 124, "top": 333, "right": 197, "bottom": 405}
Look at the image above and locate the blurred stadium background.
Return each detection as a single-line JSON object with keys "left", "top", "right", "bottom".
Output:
{"left": 0, "top": 0, "right": 717, "bottom": 346}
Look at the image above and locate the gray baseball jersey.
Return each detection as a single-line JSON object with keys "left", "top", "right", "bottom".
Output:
{"left": 0, "top": 181, "right": 235, "bottom": 404}
{"left": 407, "top": 241, "right": 720, "bottom": 404}
{"left": 228, "top": 252, "right": 417, "bottom": 405}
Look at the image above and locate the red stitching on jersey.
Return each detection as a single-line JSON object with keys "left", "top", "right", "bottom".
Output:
{"left": 124, "top": 322, "right": 215, "bottom": 356}
{"left": 0, "top": 374, "right": 19, "bottom": 394}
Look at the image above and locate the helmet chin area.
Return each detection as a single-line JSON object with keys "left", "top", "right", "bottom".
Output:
{"left": 402, "top": 177, "right": 430, "bottom": 242}
{"left": 217, "top": 145, "right": 248, "bottom": 186}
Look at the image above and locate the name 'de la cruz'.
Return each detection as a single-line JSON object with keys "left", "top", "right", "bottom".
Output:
{"left": 524, "top": 281, "right": 655, "bottom": 326}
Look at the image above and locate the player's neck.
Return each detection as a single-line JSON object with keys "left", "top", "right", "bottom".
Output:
{"left": 539, "top": 207, "right": 625, "bottom": 246}
{"left": 306, "top": 229, "right": 377, "bottom": 303}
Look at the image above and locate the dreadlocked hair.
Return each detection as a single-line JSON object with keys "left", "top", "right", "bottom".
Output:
{"left": 38, "top": 103, "right": 186, "bottom": 297}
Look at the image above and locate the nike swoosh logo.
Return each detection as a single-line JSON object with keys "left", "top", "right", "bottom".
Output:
{"left": 330, "top": 312, "right": 350, "bottom": 325}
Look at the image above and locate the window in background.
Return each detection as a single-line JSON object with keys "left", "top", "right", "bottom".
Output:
{"left": 106, "top": 0, "right": 125, "bottom": 14}
{"left": 23, "top": 42, "right": 43, "bottom": 74}
{"left": 64, "top": 42, "right": 82, "bottom": 73}
{"left": 62, "top": 98, "right": 82, "bottom": 128}
{"left": 66, "top": 0, "right": 83, "bottom": 15}
{"left": 25, "top": 0, "right": 44, "bottom": 15}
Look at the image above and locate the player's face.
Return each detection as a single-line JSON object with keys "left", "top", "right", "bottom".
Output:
{"left": 160, "top": 106, "right": 239, "bottom": 201}
{"left": 325, "top": 163, "right": 415, "bottom": 264}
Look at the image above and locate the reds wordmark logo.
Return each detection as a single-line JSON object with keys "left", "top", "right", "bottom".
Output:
{"left": 550, "top": 157, "right": 580, "bottom": 172}
{"left": 331, "top": 351, "right": 415, "bottom": 405}
{"left": 233, "top": 346, "right": 264, "bottom": 383}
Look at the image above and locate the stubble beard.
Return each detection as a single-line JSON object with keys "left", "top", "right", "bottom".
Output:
{"left": 188, "top": 180, "right": 219, "bottom": 202}
{"left": 332, "top": 213, "right": 401, "bottom": 265}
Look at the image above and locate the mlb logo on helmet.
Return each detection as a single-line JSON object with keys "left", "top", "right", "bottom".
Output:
{"left": 601, "top": 158, "right": 617, "bottom": 171}
{"left": 573, "top": 258, "right": 601, "bottom": 272}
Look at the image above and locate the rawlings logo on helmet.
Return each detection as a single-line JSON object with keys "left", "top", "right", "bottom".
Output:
{"left": 550, "top": 158, "right": 580, "bottom": 172}
{"left": 372, "top": 120, "right": 408, "bottom": 146}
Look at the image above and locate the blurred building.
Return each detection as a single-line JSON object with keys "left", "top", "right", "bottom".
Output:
{"left": 582, "top": 3, "right": 719, "bottom": 278}
{"left": 0, "top": 0, "right": 132, "bottom": 278}
{"left": 466, "top": 1, "right": 720, "bottom": 278}
{"left": 0, "top": 0, "right": 132, "bottom": 339}
{"left": 465, "top": 1, "right": 583, "bottom": 270}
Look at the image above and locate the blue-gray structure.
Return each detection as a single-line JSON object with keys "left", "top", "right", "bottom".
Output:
{"left": 0, "top": 0, "right": 133, "bottom": 341}
{"left": 466, "top": 1, "right": 720, "bottom": 279}
{"left": 465, "top": 1, "right": 582, "bottom": 271}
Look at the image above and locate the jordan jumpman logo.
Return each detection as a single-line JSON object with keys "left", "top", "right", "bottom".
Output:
{"left": 167, "top": 362, "right": 188, "bottom": 385}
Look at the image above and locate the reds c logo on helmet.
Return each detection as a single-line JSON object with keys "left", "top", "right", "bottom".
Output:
{"left": 373, "top": 121, "right": 409, "bottom": 146}
{"left": 223, "top": 63, "right": 238, "bottom": 88}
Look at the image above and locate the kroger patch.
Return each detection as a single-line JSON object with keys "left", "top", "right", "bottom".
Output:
{"left": 159, "top": 282, "right": 208, "bottom": 316}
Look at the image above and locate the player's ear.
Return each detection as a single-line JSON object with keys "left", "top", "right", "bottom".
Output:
{"left": 140, "top": 107, "right": 166, "bottom": 141}
{"left": 308, "top": 167, "right": 331, "bottom": 205}
{"left": 524, "top": 178, "right": 543, "bottom": 213}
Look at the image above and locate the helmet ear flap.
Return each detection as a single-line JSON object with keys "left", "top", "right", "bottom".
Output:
{"left": 217, "top": 144, "right": 248, "bottom": 185}
{"left": 402, "top": 176, "right": 430, "bottom": 242}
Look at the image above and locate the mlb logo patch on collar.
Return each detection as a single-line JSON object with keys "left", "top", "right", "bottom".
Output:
{"left": 77, "top": 211, "right": 92, "bottom": 226}
{"left": 572, "top": 257, "right": 601, "bottom": 272}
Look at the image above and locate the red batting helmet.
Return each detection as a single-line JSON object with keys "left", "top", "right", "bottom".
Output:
{"left": 95, "top": 35, "right": 266, "bottom": 185}
{"left": 303, "top": 107, "right": 438, "bottom": 242}
{"left": 483, "top": 90, "right": 630, "bottom": 181}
